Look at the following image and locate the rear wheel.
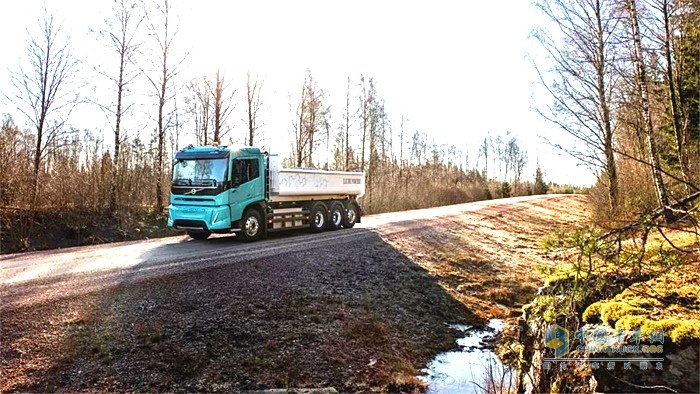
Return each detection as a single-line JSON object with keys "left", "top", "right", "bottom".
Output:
{"left": 239, "top": 209, "right": 263, "bottom": 242}
{"left": 343, "top": 202, "right": 359, "bottom": 228}
{"left": 328, "top": 202, "right": 344, "bottom": 231}
{"left": 309, "top": 202, "right": 328, "bottom": 233}
{"left": 188, "top": 231, "right": 211, "bottom": 240}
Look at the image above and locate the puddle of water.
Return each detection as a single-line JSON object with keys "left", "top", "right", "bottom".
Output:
{"left": 420, "top": 319, "right": 515, "bottom": 394}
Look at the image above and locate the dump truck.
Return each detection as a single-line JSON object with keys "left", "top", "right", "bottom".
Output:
{"left": 167, "top": 145, "right": 365, "bottom": 241}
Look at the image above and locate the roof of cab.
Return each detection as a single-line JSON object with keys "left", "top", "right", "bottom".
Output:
{"left": 230, "top": 146, "right": 263, "bottom": 156}
{"left": 175, "top": 145, "right": 263, "bottom": 159}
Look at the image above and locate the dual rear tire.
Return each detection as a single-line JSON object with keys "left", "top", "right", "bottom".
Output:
{"left": 328, "top": 203, "right": 345, "bottom": 231}
{"left": 309, "top": 202, "right": 329, "bottom": 233}
{"left": 343, "top": 202, "right": 359, "bottom": 229}
{"left": 309, "top": 201, "right": 358, "bottom": 232}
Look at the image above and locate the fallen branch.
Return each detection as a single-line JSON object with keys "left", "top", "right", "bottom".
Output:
{"left": 600, "top": 191, "right": 700, "bottom": 239}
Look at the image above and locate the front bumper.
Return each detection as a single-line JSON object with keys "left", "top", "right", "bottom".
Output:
{"left": 168, "top": 204, "right": 231, "bottom": 231}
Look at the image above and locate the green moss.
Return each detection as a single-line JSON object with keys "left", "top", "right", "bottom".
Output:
{"left": 618, "top": 317, "right": 700, "bottom": 343}
{"left": 543, "top": 309, "right": 556, "bottom": 323}
{"left": 524, "top": 295, "right": 562, "bottom": 323}
{"left": 583, "top": 301, "right": 602, "bottom": 323}
{"left": 583, "top": 287, "right": 700, "bottom": 341}
{"left": 543, "top": 272, "right": 568, "bottom": 288}
{"left": 537, "top": 295, "right": 556, "bottom": 307}
{"left": 615, "top": 315, "right": 646, "bottom": 331}
{"left": 598, "top": 302, "right": 646, "bottom": 326}
{"left": 539, "top": 225, "right": 700, "bottom": 345}
{"left": 614, "top": 316, "right": 700, "bottom": 343}
{"left": 542, "top": 266, "right": 591, "bottom": 288}
{"left": 645, "top": 319, "right": 700, "bottom": 343}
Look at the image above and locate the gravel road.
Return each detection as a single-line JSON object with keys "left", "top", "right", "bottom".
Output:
{"left": 0, "top": 195, "right": 567, "bottom": 284}
{"left": 0, "top": 194, "right": 591, "bottom": 391}
{"left": 0, "top": 194, "right": 574, "bottom": 307}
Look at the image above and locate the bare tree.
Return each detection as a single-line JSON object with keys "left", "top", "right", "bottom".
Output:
{"left": 305, "top": 75, "right": 325, "bottom": 167}
{"left": 399, "top": 115, "right": 406, "bottom": 177}
{"left": 322, "top": 110, "right": 332, "bottom": 169}
{"left": 342, "top": 76, "right": 358, "bottom": 171}
{"left": 359, "top": 75, "right": 370, "bottom": 172}
{"left": 186, "top": 76, "right": 211, "bottom": 145}
{"left": 291, "top": 76, "right": 308, "bottom": 167}
{"left": 494, "top": 134, "right": 505, "bottom": 181}
{"left": 98, "top": 0, "right": 143, "bottom": 213}
{"left": 291, "top": 72, "right": 325, "bottom": 167}
{"left": 290, "top": 85, "right": 306, "bottom": 167}
{"left": 675, "top": 0, "right": 700, "bottom": 144}
{"left": 244, "top": 71, "right": 264, "bottom": 146}
{"left": 650, "top": 0, "right": 691, "bottom": 193}
{"left": 6, "top": 9, "right": 80, "bottom": 210}
{"left": 172, "top": 93, "right": 183, "bottom": 151}
{"left": 533, "top": 0, "right": 623, "bottom": 213}
{"left": 505, "top": 136, "right": 528, "bottom": 189}
{"left": 145, "top": 0, "right": 180, "bottom": 211}
{"left": 209, "top": 69, "right": 235, "bottom": 143}
{"left": 479, "top": 135, "right": 490, "bottom": 179}
{"left": 625, "top": 0, "right": 674, "bottom": 221}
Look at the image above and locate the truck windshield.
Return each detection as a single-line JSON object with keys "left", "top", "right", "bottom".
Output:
{"left": 172, "top": 158, "right": 227, "bottom": 187}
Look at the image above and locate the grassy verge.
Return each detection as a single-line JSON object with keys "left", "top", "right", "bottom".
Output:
{"left": 510, "top": 221, "right": 700, "bottom": 392}
{"left": 0, "top": 208, "right": 178, "bottom": 254}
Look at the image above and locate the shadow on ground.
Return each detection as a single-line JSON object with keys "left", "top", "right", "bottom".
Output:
{"left": 0, "top": 229, "right": 480, "bottom": 392}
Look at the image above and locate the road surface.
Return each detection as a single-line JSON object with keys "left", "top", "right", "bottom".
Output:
{"left": 0, "top": 195, "right": 584, "bottom": 310}
{"left": 1, "top": 195, "right": 572, "bottom": 282}
{"left": 0, "top": 194, "right": 591, "bottom": 392}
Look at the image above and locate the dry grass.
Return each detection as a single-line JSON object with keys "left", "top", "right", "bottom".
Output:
{"left": 379, "top": 195, "right": 592, "bottom": 321}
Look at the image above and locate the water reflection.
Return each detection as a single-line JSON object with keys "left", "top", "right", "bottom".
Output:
{"left": 421, "top": 319, "right": 514, "bottom": 393}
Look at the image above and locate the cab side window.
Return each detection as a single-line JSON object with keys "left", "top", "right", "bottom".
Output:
{"left": 233, "top": 158, "right": 260, "bottom": 186}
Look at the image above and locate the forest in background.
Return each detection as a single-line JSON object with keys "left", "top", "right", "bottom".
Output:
{"left": 510, "top": 0, "right": 700, "bottom": 391}
{"left": 0, "top": 0, "right": 570, "bottom": 253}
{"left": 532, "top": 0, "right": 700, "bottom": 219}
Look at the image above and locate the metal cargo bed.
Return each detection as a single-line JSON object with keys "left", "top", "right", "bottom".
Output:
{"left": 268, "top": 156, "right": 365, "bottom": 197}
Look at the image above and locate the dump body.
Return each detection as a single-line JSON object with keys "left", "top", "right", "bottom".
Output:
{"left": 268, "top": 155, "right": 365, "bottom": 198}
{"left": 167, "top": 145, "right": 364, "bottom": 241}
{"left": 274, "top": 169, "right": 364, "bottom": 197}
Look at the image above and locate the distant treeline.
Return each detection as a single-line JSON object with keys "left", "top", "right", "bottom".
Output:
{"left": 0, "top": 114, "right": 554, "bottom": 214}
{"left": 0, "top": 0, "right": 562, "bottom": 252}
{"left": 0, "top": 112, "right": 559, "bottom": 253}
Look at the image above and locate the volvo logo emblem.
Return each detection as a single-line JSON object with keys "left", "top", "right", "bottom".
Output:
{"left": 184, "top": 187, "right": 205, "bottom": 195}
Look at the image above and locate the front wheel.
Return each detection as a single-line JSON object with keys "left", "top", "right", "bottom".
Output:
{"left": 239, "top": 209, "right": 263, "bottom": 242}
{"left": 343, "top": 202, "right": 360, "bottom": 228}
{"left": 188, "top": 231, "right": 211, "bottom": 240}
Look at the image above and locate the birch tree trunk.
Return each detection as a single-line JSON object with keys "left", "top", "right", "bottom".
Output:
{"left": 627, "top": 0, "right": 675, "bottom": 222}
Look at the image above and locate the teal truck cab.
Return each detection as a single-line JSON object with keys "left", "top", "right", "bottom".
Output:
{"left": 167, "top": 145, "right": 364, "bottom": 241}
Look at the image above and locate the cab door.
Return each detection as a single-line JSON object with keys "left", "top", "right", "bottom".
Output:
{"left": 229, "top": 156, "right": 263, "bottom": 222}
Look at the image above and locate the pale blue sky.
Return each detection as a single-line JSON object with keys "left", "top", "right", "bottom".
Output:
{"left": 0, "top": 0, "right": 596, "bottom": 186}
